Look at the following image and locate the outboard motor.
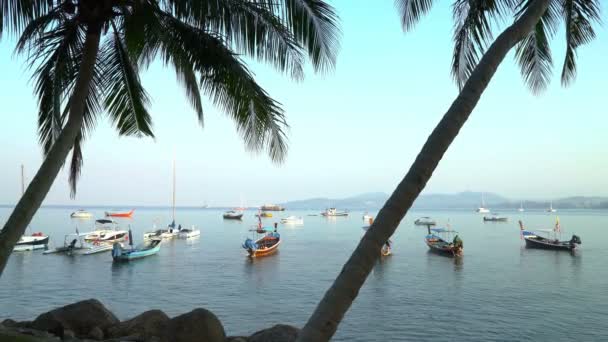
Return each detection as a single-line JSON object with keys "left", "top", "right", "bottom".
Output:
{"left": 67, "top": 239, "right": 77, "bottom": 255}
{"left": 570, "top": 235, "right": 582, "bottom": 246}
{"left": 112, "top": 242, "right": 122, "bottom": 259}
{"left": 242, "top": 238, "right": 257, "bottom": 253}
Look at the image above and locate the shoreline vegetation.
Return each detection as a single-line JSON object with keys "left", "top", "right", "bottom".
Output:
{"left": 0, "top": 299, "right": 293, "bottom": 342}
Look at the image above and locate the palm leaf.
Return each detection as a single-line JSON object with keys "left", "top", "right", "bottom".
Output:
{"left": 395, "top": 0, "right": 437, "bottom": 32}
{"left": 0, "top": 0, "right": 54, "bottom": 38}
{"left": 561, "top": 0, "right": 601, "bottom": 86}
{"left": 102, "top": 24, "right": 154, "bottom": 137}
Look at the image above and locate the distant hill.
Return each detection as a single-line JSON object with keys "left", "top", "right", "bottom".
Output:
{"left": 280, "top": 192, "right": 608, "bottom": 210}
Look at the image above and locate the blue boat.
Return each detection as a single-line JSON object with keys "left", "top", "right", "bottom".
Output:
{"left": 112, "top": 229, "right": 161, "bottom": 261}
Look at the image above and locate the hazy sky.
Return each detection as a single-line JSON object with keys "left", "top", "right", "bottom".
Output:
{"left": 1, "top": 1, "right": 607, "bottom": 206}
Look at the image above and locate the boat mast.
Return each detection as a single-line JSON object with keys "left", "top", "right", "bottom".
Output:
{"left": 172, "top": 157, "right": 176, "bottom": 223}
{"left": 20, "top": 164, "right": 25, "bottom": 195}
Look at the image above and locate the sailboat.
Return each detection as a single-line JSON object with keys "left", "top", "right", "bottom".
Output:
{"left": 476, "top": 193, "right": 490, "bottom": 213}
{"left": 547, "top": 201, "right": 557, "bottom": 213}
{"left": 13, "top": 165, "right": 49, "bottom": 252}
{"left": 518, "top": 201, "right": 525, "bottom": 212}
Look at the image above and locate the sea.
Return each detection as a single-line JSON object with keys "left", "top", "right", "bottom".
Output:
{"left": 1, "top": 207, "right": 607, "bottom": 341}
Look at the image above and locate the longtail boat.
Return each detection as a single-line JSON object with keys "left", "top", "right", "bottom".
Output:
{"left": 112, "top": 229, "right": 161, "bottom": 261}
{"left": 425, "top": 227, "right": 463, "bottom": 257}
{"left": 242, "top": 216, "right": 280, "bottom": 257}
{"left": 105, "top": 209, "right": 134, "bottom": 218}
{"left": 519, "top": 219, "right": 580, "bottom": 251}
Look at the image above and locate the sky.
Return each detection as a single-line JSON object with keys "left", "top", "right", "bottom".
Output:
{"left": 0, "top": 1, "right": 607, "bottom": 207}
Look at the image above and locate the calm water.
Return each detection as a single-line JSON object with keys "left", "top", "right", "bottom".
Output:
{"left": 1, "top": 208, "right": 607, "bottom": 341}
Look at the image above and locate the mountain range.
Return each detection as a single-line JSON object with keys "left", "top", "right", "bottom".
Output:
{"left": 279, "top": 192, "right": 608, "bottom": 210}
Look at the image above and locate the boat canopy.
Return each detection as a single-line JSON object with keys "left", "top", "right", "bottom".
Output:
{"left": 96, "top": 219, "right": 114, "bottom": 224}
{"left": 431, "top": 228, "right": 457, "bottom": 233}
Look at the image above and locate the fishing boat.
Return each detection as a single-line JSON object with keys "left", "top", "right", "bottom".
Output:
{"left": 483, "top": 213, "right": 508, "bottom": 222}
{"left": 14, "top": 233, "right": 49, "bottom": 252}
{"left": 321, "top": 208, "right": 348, "bottom": 217}
{"left": 519, "top": 220, "right": 580, "bottom": 251}
{"left": 414, "top": 217, "right": 437, "bottom": 226}
{"left": 547, "top": 201, "right": 557, "bottom": 213}
{"left": 242, "top": 216, "right": 280, "bottom": 257}
{"left": 223, "top": 210, "right": 244, "bottom": 220}
{"left": 112, "top": 229, "right": 161, "bottom": 261}
{"left": 280, "top": 216, "right": 304, "bottom": 225}
{"left": 255, "top": 212, "right": 273, "bottom": 218}
{"left": 44, "top": 230, "right": 114, "bottom": 255}
{"left": 178, "top": 226, "right": 201, "bottom": 239}
{"left": 13, "top": 165, "right": 49, "bottom": 252}
{"left": 260, "top": 204, "right": 285, "bottom": 211}
{"left": 70, "top": 209, "right": 93, "bottom": 219}
{"left": 105, "top": 209, "right": 134, "bottom": 218}
{"left": 425, "top": 227, "right": 463, "bottom": 257}
{"left": 476, "top": 193, "right": 490, "bottom": 213}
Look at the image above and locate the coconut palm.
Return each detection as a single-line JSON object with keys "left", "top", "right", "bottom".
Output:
{"left": 0, "top": 0, "right": 339, "bottom": 276}
{"left": 298, "top": 0, "right": 600, "bottom": 340}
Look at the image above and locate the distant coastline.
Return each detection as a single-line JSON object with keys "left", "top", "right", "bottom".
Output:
{"left": 2, "top": 191, "right": 608, "bottom": 210}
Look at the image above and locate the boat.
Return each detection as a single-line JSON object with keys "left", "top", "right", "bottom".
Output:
{"left": 519, "top": 219, "right": 580, "bottom": 251}
{"left": 44, "top": 230, "right": 114, "bottom": 255}
{"left": 70, "top": 209, "right": 93, "bottom": 219}
{"left": 241, "top": 216, "right": 281, "bottom": 257}
{"left": 83, "top": 219, "right": 128, "bottom": 243}
{"left": 178, "top": 226, "right": 201, "bottom": 239}
{"left": 362, "top": 213, "right": 373, "bottom": 221}
{"left": 255, "top": 212, "right": 273, "bottom": 218}
{"left": 483, "top": 213, "right": 508, "bottom": 222}
{"left": 381, "top": 241, "right": 392, "bottom": 256}
{"left": 280, "top": 216, "right": 304, "bottom": 225}
{"left": 260, "top": 204, "right": 285, "bottom": 211}
{"left": 105, "top": 209, "right": 134, "bottom": 218}
{"left": 14, "top": 233, "right": 49, "bottom": 252}
{"left": 223, "top": 210, "right": 244, "bottom": 220}
{"left": 144, "top": 222, "right": 181, "bottom": 240}
{"left": 321, "top": 208, "right": 348, "bottom": 217}
{"left": 476, "top": 193, "right": 490, "bottom": 213}
{"left": 518, "top": 201, "right": 525, "bottom": 212}
{"left": 414, "top": 217, "right": 436, "bottom": 226}
{"left": 547, "top": 201, "right": 557, "bottom": 213}
{"left": 112, "top": 229, "right": 161, "bottom": 261}
{"left": 13, "top": 165, "right": 49, "bottom": 252}
{"left": 424, "top": 227, "right": 463, "bottom": 257}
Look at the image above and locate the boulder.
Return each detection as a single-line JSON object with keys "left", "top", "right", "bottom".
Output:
{"left": 248, "top": 325, "right": 300, "bottom": 342}
{"left": 226, "top": 337, "right": 248, "bottom": 342}
{"left": 31, "top": 299, "right": 118, "bottom": 338}
{"left": 1, "top": 319, "right": 32, "bottom": 329}
{"left": 107, "top": 310, "right": 170, "bottom": 341}
{"left": 88, "top": 326, "right": 104, "bottom": 340}
{"left": 168, "top": 308, "right": 225, "bottom": 342}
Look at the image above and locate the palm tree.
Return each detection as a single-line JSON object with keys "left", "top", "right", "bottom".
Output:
{"left": 298, "top": 0, "right": 600, "bottom": 340}
{"left": 0, "top": 0, "right": 339, "bottom": 276}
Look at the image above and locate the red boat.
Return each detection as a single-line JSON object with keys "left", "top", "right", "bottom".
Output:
{"left": 105, "top": 209, "right": 135, "bottom": 218}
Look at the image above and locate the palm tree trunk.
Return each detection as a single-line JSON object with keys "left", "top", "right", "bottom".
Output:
{"left": 297, "top": 0, "right": 551, "bottom": 340}
{"left": 0, "top": 29, "right": 101, "bottom": 277}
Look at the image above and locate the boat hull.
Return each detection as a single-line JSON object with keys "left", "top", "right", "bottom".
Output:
{"left": 248, "top": 240, "right": 280, "bottom": 257}
{"left": 425, "top": 239, "right": 462, "bottom": 257}
{"left": 223, "top": 214, "right": 243, "bottom": 220}
{"left": 16, "top": 236, "right": 49, "bottom": 247}
{"left": 112, "top": 241, "right": 161, "bottom": 261}
{"left": 105, "top": 210, "right": 134, "bottom": 218}
{"left": 524, "top": 237, "right": 576, "bottom": 251}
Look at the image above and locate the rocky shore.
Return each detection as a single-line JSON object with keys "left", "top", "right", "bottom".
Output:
{"left": 0, "top": 299, "right": 298, "bottom": 342}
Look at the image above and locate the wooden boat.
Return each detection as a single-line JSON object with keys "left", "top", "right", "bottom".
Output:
{"left": 242, "top": 230, "right": 280, "bottom": 257}
{"left": 414, "top": 217, "right": 436, "bottom": 226}
{"left": 112, "top": 230, "right": 161, "bottom": 261}
{"left": 519, "top": 220, "right": 580, "bottom": 251}
{"left": 260, "top": 204, "right": 285, "bottom": 211}
{"left": 223, "top": 210, "right": 243, "bottom": 220}
{"left": 483, "top": 213, "right": 508, "bottom": 222}
{"left": 321, "top": 208, "right": 348, "bottom": 217}
{"left": 105, "top": 209, "right": 134, "bottom": 218}
{"left": 70, "top": 209, "right": 93, "bottom": 219}
{"left": 425, "top": 227, "right": 463, "bottom": 257}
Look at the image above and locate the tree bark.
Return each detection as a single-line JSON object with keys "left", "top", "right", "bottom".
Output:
{"left": 297, "top": 0, "right": 551, "bottom": 341}
{"left": 0, "top": 28, "right": 101, "bottom": 277}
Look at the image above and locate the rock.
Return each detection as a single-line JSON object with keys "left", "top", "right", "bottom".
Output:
{"left": 31, "top": 299, "right": 118, "bottom": 338}
{"left": 107, "top": 310, "right": 170, "bottom": 341}
{"left": 63, "top": 329, "right": 76, "bottom": 339}
{"left": 226, "top": 337, "right": 248, "bottom": 342}
{"left": 169, "top": 308, "right": 225, "bottom": 342}
{"left": 1, "top": 319, "right": 32, "bottom": 329}
{"left": 88, "top": 326, "right": 104, "bottom": 340}
{"left": 248, "top": 325, "right": 300, "bottom": 342}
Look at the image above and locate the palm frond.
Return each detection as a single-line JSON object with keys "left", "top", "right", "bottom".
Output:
{"left": 561, "top": 0, "right": 601, "bottom": 86}
{"left": 451, "top": 0, "right": 516, "bottom": 89}
{"left": 514, "top": 1, "right": 561, "bottom": 94}
{"left": 102, "top": 25, "right": 154, "bottom": 137}
{"left": 395, "top": 0, "right": 436, "bottom": 32}
{"left": 158, "top": 14, "right": 289, "bottom": 162}
{"left": 282, "top": 0, "right": 340, "bottom": 72}
{"left": 0, "top": 0, "right": 54, "bottom": 38}
{"left": 69, "top": 132, "right": 83, "bottom": 198}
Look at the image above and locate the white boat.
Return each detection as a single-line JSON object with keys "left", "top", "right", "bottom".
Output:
{"left": 414, "top": 217, "right": 436, "bottom": 226}
{"left": 362, "top": 214, "right": 373, "bottom": 221}
{"left": 547, "top": 201, "right": 557, "bottom": 213}
{"left": 476, "top": 193, "right": 490, "bottom": 213}
{"left": 13, "top": 165, "right": 49, "bottom": 252}
{"left": 321, "top": 208, "right": 348, "bottom": 217}
{"left": 178, "top": 226, "right": 201, "bottom": 239}
{"left": 518, "top": 202, "right": 525, "bottom": 212}
{"left": 70, "top": 209, "right": 93, "bottom": 219}
{"left": 144, "top": 226, "right": 179, "bottom": 240}
{"left": 280, "top": 216, "right": 304, "bottom": 225}
{"left": 84, "top": 229, "right": 129, "bottom": 243}
{"left": 44, "top": 231, "right": 115, "bottom": 255}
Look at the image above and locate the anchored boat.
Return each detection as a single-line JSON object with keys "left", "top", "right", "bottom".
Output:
{"left": 483, "top": 213, "right": 508, "bottom": 222}
{"left": 105, "top": 209, "right": 135, "bottom": 218}
{"left": 519, "top": 219, "right": 580, "bottom": 251}
{"left": 321, "top": 208, "right": 348, "bottom": 217}
{"left": 223, "top": 210, "right": 244, "bottom": 220}
{"left": 70, "top": 209, "right": 93, "bottom": 219}
{"left": 280, "top": 216, "right": 304, "bottom": 225}
{"left": 425, "top": 227, "right": 463, "bottom": 257}
{"left": 414, "top": 217, "right": 437, "bottom": 226}
{"left": 242, "top": 216, "right": 280, "bottom": 257}
{"left": 112, "top": 229, "right": 161, "bottom": 261}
